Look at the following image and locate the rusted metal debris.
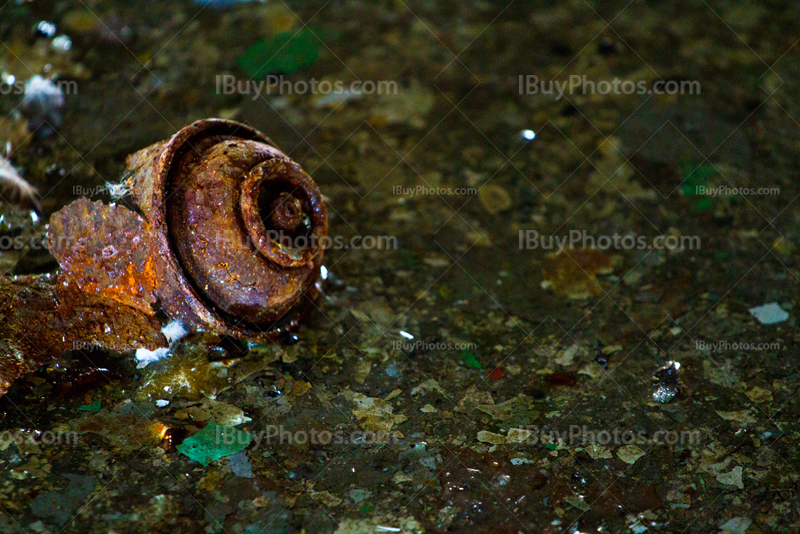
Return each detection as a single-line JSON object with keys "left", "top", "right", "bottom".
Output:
{"left": 47, "top": 197, "right": 159, "bottom": 315}
{"left": 0, "top": 274, "right": 165, "bottom": 396}
{"left": 1, "top": 119, "right": 328, "bottom": 396}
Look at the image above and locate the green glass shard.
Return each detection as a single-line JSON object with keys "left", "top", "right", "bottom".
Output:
{"left": 461, "top": 350, "right": 481, "bottom": 369}
{"left": 177, "top": 422, "right": 253, "bottom": 466}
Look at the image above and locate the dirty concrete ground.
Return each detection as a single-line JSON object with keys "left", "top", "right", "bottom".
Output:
{"left": 1, "top": 1, "right": 799, "bottom": 533}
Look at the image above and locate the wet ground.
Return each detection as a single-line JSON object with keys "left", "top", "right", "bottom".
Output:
{"left": 1, "top": 1, "right": 800, "bottom": 532}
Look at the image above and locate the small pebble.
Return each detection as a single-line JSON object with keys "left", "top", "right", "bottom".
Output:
{"left": 748, "top": 302, "right": 789, "bottom": 325}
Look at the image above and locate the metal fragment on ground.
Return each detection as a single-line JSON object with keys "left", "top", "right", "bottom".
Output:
{"left": 48, "top": 197, "right": 158, "bottom": 314}
{"left": 0, "top": 274, "right": 165, "bottom": 396}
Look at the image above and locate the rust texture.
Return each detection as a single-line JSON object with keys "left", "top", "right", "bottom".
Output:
{"left": 0, "top": 274, "right": 165, "bottom": 395}
{"left": 0, "top": 119, "right": 327, "bottom": 395}
{"left": 47, "top": 197, "right": 158, "bottom": 315}
{"left": 49, "top": 119, "right": 328, "bottom": 338}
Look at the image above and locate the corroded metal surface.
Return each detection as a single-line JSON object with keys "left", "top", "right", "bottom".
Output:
{"left": 48, "top": 119, "right": 328, "bottom": 339}
{"left": 239, "top": 157, "right": 327, "bottom": 268}
{"left": 0, "top": 273, "right": 165, "bottom": 395}
{"left": 47, "top": 197, "right": 158, "bottom": 315}
{"left": 0, "top": 119, "right": 327, "bottom": 396}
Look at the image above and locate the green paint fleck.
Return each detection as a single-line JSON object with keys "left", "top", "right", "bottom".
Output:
{"left": 360, "top": 504, "right": 372, "bottom": 514}
{"left": 176, "top": 422, "right": 253, "bottom": 466}
{"left": 461, "top": 350, "right": 481, "bottom": 369}
{"left": 545, "top": 443, "right": 558, "bottom": 451}
{"left": 78, "top": 401, "right": 101, "bottom": 412}
{"left": 237, "top": 30, "right": 319, "bottom": 77}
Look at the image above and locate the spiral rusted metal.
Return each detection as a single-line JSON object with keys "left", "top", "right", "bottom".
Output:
{"left": 47, "top": 119, "right": 328, "bottom": 340}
